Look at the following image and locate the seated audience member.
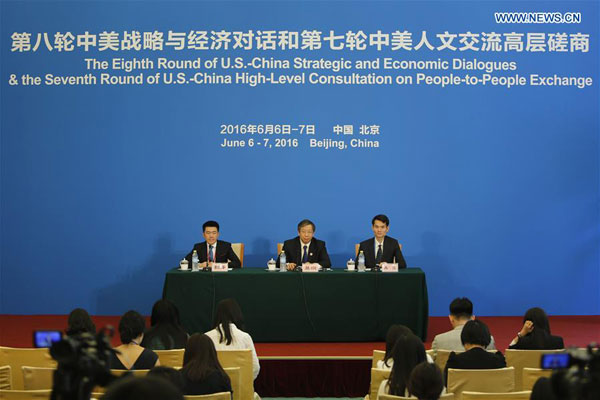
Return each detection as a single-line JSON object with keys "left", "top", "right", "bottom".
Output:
{"left": 101, "top": 376, "right": 183, "bottom": 400}
{"left": 408, "top": 362, "right": 445, "bottom": 400}
{"left": 147, "top": 366, "right": 184, "bottom": 392}
{"left": 180, "top": 333, "right": 231, "bottom": 396}
{"left": 66, "top": 308, "right": 96, "bottom": 336}
{"left": 276, "top": 219, "right": 331, "bottom": 270}
{"left": 141, "top": 299, "right": 188, "bottom": 350}
{"left": 509, "top": 307, "right": 564, "bottom": 350}
{"left": 431, "top": 297, "right": 496, "bottom": 355}
{"left": 530, "top": 377, "right": 558, "bottom": 400}
{"left": 379, "top": 334, "right": 427, "bottom": 396}
{"left": 205, "top": 298, "right": 260, "bottom": 380}
{"left": 110, "top": 310, "right": 160, "bottom": 370}
{"left": 378, "top": 324, "right": 414, "bottom": 369}
{"left": 444, "top": 319, "right": 506, "bottom": 383}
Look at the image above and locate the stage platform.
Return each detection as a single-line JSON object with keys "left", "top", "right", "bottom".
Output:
{"left": 1, "top": 315, "right": 598, "bottom": 397}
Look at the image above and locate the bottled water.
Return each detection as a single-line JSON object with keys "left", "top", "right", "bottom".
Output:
{"left": 279, "top": 251, "right": 287, "bottom": 272}
{"left": 192, "top": 250, "right": 199, "bottom": 272}
{"left": 358, "top": 250, "right": 366, "bottom": 272}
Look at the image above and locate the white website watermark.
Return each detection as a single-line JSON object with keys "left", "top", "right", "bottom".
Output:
{"left": 495, "top": 12, "right": 581, "bottom": 24}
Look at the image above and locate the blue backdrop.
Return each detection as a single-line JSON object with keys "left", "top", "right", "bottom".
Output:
{"left": 1, "top": 1, "right": 598, "bottom": 317}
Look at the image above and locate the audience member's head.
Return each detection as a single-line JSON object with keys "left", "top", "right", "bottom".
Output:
{"left": 523, "top": 307, "right": 552, "bottom": 334}
{"left": 384, "top": 324, "right": 413, "bottom": 361}
{"left": 150, "top": 299, "right": 182, "bottom": 328}
{"left": 182, "top": 333, "right": 230, "bottom": 383}
{"left": 119, "top": 310, "right": 146, "bottom": 344}
{"left": 101, "top": 376, "right": 183, "bottom": 400}
{"left": 449, "top": 297, "right": 474, "bottom": 327}
{"left": 460, "top": 319, "right": 491, "bottom": 349}
{"left": 66, "top": 308, "right": 96, "bottom": 336}
{"left": 213, "top": 298, "right": 245, "bottom": 345}
{"left": 387, "top": 334, "right": 427, "bottom": 396}
{"left": 530, "top": 377, "right": 558, "bottom": 400}
{"left": 147, "top": 366, "right": 184, "bottom": 391}
{"left": 408, "top": 362, "right": 444, "bottom": 400}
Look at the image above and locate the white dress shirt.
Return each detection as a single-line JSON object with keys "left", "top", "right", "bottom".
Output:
{"left": 299, "top": 239, "right": 311, "bottom": 263}
{"left": 374, "top": 239, "right": 384, "bottom": 258}
{"left": 206, "top": 242, "right": 217, "bottom": 262}
{"left": 205, "top": 323, "right": 260, "bottom": 380}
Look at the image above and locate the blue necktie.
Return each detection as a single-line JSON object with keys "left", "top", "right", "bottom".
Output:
{"left": 209, "top": 245, "right": 214, "bottom": 262}
{"left": 302, "top": 245, "right": 308, "bottom": 263}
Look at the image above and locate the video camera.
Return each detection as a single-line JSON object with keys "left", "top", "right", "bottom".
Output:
{"left": 541, "top": 343, "right": 600, "bottom": 400}
{"left": 49, "top": 327, "right": 118, "bottom": 400}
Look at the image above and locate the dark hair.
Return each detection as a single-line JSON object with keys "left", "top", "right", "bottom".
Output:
{"left": 66, "top": 308, "right": 96, "bottom": 336}
{"left": 202, "top": 221, "right": 220, "bottom": 232}
{"left": 182, "top": 333, "right": 230, "bottom": 384}
{"left": 147, "top": 366, "right": 184, "bottom": 391}
{"left": 387, "top": 334, "right": 427, "bottom": 396}
{"left": 530, "top": 377, "right": 558, "bottom": 400}
{"left": 213, "top": 298, "right": 245, "bottom": 345}
{"left": 297, "top": 219, "right": 315, "bottom": 232}
{"left": 119, "top": 310, "right": 146, "bottom": 344}
{"left": 141, "top": 299, "right": 188, "bottom": 350}
{"left": 460, "top": 319, "right": 491, "bottom": 347}
{"left": 101, "top": 376, "right": 183, "bottom": 400}
{"left": 408, "top": 362, "right": 444, "bottom": 400}
{"left": 449, "top": 297, "right": 473, "bottom": 319}
{"left": 372, "top": 214, "right": 390, "bottom": 226}
{"left": 383, "top": 324, "right": 413, "bottom": 365}
{"left": 522, "top": 307, "right": 553, "bottom": 348}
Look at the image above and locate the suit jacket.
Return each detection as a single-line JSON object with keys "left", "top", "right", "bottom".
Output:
{"left": 185, "top": 240, "right": 241, "bottom": 268}
{"left": 276, "top": 236, "right": 331, "bottom": 269}
{"left": 431, "top": 324, "right": 496, "bottom": 354}
{"left": 356, "top": 236, "right": 406, "bottom": 269}
{"left": 444, "top": 347, "right": 506, "bottom": 383}
{"left": 509, "top": 332, "right": 564, "bottom": 350}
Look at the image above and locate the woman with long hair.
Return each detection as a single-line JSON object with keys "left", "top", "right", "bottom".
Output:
{"left": 110, "top": 310, "right": 160, "bottom": 370}
{"left": 509, "top": 307, "right": 564, "bottom": 349}
{"left": 180, "top": 333, "right": 231, "bottom": 395}
{"left": 141, "top": 299, "right": 188, "bottom": 350}
{"left": 205, "top": 298, "right": 260, "bottom": 380}
{"left": 378, "top": 333, "right": 427, "bottom": 396}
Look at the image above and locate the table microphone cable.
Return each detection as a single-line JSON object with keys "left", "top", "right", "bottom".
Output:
{"left": 298, "top": 269, "right": 317, "bottom": 336}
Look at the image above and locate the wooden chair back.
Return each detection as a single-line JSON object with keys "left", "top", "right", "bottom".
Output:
{"left": 462, "top": 391, "right": 531, "bottom": 400}
{"left": 231, "top": 243, "right": 244, "bottom": 267}
{"left": 0, "top": 347, "right": 56, "bottom": 390}
{"left": 372, "top": 350, "right": 386, "bottom": 368}
{"left": 505, "top": 349, "right": 564, "bottom": 390}
{"left": 447, "top": 367, "right": 515, "bottom": 400}
{"left": 223, "top": 367, "right": 240, "bottom": 400}
{"left": 0, "top": 389, "right": 52, "bottom": 400}
{"left": 521, "top": 367, "right": 552, "bottom": 391}
{"left": 0, "top": 365, "right": 11, "bottom": 390}
{"left": 154, "top": 349, "right": 184, "bottom": 368}
{"left": 368, "top": 368, "right": 390, "bottom": 400}
{"left": 184, "top": 392, "right": 231, "bottom": 400}
{"left": 22, "top": 366, "right": 54, "bottom": 390}
{"left": 216, "top": 349, "right": 253, "bottom": 400}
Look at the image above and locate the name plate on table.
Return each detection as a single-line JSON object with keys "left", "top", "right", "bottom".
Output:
{"left": 381, "top": 263, "right": 399, "bottom": 272}
{"left": 301, "top": 263, "right": 320, "bottom": 272}
{"left": 212, "top": 263, "right": 229, "bottom": 272}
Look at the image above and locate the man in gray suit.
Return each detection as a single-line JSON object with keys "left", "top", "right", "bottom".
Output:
{"left": 431, "top": 297, "right": 496, "bottom": 356}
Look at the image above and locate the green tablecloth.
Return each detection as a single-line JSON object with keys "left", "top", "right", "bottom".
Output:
{"left": 163, "top": 268, "right": 428, "bottom": 342}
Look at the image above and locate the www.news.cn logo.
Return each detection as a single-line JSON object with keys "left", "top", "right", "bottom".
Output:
{"left": 495, "top": 12, "right": 581, "bottom": 24}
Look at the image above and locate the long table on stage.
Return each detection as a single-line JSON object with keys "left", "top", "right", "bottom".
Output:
{"left": 163, "top": 267, "right": 428, "bottom": 342}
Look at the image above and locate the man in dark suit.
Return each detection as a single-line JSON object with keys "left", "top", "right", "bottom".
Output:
{"left": 356, "top": 214, "right": 406, "bottom": 269}
{"left": 185, "top": 220, "right": 241, "bottom": 268}
{"left": 276, "top": 219, "right": 331, "bottom": 271}
{"left": 444, "top": 319, "right": 506, "bottom": 384}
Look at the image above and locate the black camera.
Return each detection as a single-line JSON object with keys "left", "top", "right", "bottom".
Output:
{"left": 49, "top": 327, "right": 117, "bottom": 400}
{"left": 541, "top": 343, "right": 600, "bottom": 400}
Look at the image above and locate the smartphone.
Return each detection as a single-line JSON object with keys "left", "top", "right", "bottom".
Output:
{"left": 541, "top": 353, "right": 571, "bottom": 369}
{"left": 33, "top": 330, "right": 62, "bottom": 348}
